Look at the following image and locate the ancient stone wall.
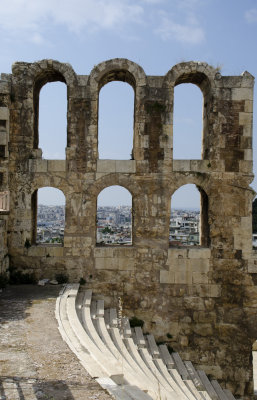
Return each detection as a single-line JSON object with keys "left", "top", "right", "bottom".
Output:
{"left": 0, "top": 72, "right": 10, "bottom": 275}
{"left": 0, "top": 58, "right": 256, "bottom": 398}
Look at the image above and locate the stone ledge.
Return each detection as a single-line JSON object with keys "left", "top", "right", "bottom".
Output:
{"left": 27, "top": 245, "right": 64, "bottom": 257}
{"left": 29, "top": 159, "right": 66, "bottom": 172}
{"left": 97, "top": 160, "right": 136, "bottom": 174}
{"left": 168, "top": 247, "right": 211, "bottom": 259}
{"left": 94, "top": 246, "right": 135, "bottom": 258}
{"left": 95, "top": 257, "right": 134, "bottom": 270}
{"left": 173, "top": 160, "right": 225, "bottom": 172}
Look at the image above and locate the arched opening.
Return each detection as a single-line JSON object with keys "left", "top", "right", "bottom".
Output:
{"left": 170, "top": 184, "right": 210, "bottom": 247}
{"left": 173, "top": 83, "right": 203, "bottom": 160}
{"left": 32, "top": 187, "right": 65, "bottom": 245}
{"left": 98, "top": 81, "right": 134, "bottom": 160}
{"left": 96, "top": 185, "right": 132, "bottom": 245}
{"left": 37, "top": 82, "right": 67, "bottom": 159}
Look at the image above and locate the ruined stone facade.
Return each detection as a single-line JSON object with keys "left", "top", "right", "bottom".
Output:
{"left": 0, "top": 58, "right": 256, "bottom": 398}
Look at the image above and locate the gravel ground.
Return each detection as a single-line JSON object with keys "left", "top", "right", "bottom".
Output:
{"left": 0, "top": 284, "right": 113, "bottom": 400}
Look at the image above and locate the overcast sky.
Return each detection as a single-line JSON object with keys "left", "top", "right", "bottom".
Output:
{"left": 2, "top": 0, "right": 257, "bottom": 207}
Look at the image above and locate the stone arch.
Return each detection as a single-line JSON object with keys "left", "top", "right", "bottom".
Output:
{"left": 29, "top": 60, "right": 77, "bottom": 150}
{"left": 169, "top": 179, "right": 210, "bottom": 247}
{"left": 26, "top": 59, "right": 77, "bottom": 88}
{"left": 88, "top": 59, "right": 147, "bottom": 161}
{"left": 164, "top": 62, "right": 218, "bottom": 160}
{"left": 170, "top": 175, "right": 210, "bottom": 197}
{"left": 31, "top": 177, "right": 68, "bottom": 197}
{"left": 92, "top": 174, "right": 138, "bottom": 200}
{"left": 88, "top": 58, "right": 146, "bottom": 90}
{"left": 163, "top": 61, "right": 216, "bottom": 92}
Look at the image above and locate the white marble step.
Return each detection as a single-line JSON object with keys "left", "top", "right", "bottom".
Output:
{"left": 134, "top": 326, "right": 146, "bottom": 348}
{"left": 79, "top": 291, "right": 147, "bottom": 393}
{"left": 107, "top": 308, "right": 175, "bottom": 399}
{"left": 223, "top": 389, "right": 236, "bottom": 400}
{"left": 169, "top": 368, "right": 201, "bottom": 400}
{"left": 56, "top": 284, "right": 108, "bottom": 378}
{"left": 173, "top": 352, "right": 190, "bottom": 380}
{"left": 100, "top": 304, "right": 160, "bottom": 397}
{"left": 138, "top": 347, "right": 182, "bottom": 399}
{"left": 107, "top": 324, "right": 158, "bottom": 397}
{"left": 146, "top": 334, "right": 160, "bottom": 359}
{"left": 197, "top": 371, "right": 219, "bottom": 400}
{"left": 81, "top": 292, "right": 119, "bottom": 362}
{"left": 144, "top": 336, "right": 189, "bottom": 398}
{"left": 155, "top": 358, "right": 193, "bottom": 400}
{"left": 94, "top": 304, "right": 122, "bottom": 359}
{"left": 184, "top": 361, "right": 205, "bottom": 391}
{"left": 184, "top": 379, "right": 206, "bottom": 400}
{"left": 96, "top": 377, "right": 134, "bottom": 400}
{"left": 66, "top": 288, "right": 124, "bottom": 384}
{"left": 122, "top": 317, "right": 132, "bottom": 338}
{"left": 159, "top": 344, "right": 176, "bottom": 369}
{"left": 211, "top": 380, "right": 230, "bottom": 400}
{"left": 57, "top": 286, "right": 237, "bottom": 400}
{"left": 124, "top": 336, "right": 165, "bottom": 384}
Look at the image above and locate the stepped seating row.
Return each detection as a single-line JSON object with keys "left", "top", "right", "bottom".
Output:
{"left": 56, "top": 284, "right": 236, "bottom": 400}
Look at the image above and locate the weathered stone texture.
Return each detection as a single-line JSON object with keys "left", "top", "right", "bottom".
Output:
{"left": 0, "top": 59, "right": 256, "bottom": 398}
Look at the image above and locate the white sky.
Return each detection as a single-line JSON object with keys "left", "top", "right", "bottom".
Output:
{"left": 2, "top": 0, "right": 257, "bottom": 207}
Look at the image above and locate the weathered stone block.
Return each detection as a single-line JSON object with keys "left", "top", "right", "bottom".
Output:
{"left": 231, "top": 88, "right": 253, "bottom": 101}
{"left": 244, "top": 100, "right": 253, "bottom": 113}
{"left": 118, "top": 258, "right": 134, "bottom": 270}
{"left": 168, "top": 248, "right": 188, "bottom": 259}
{"left": 115, "top": 160, "right": 136, "bottom": 173}
{"left": 29, "top": 159, "right": 47, "bottom": 173}
{"left": 0, "top": 107, "right": 8, "bottom": 119}
{"left": 94, "top": 247, "right": 114, "bottom": 258}
{"left": 95, "top": 257, "right": 119, "bottom": 270}
{"left": 173, "top": 160, "right": 190, "bottom": 171}
{"left": 188, "top": 248, "right": 211, "bottom": 259}
{"left": 27, "top": 246, "right": 46, "bottom": 257}
{"left": 174, "top": 270, "right": 192, "bottom": 284}
{"left": 0, "top": 132, "right": 7, "bottom": 145}
{"left": 47, "top": 160, "right": 66, "bottom": 172}
{"left": 47, "top": 246, "right": 64, "bottom": 257}
{"left": 96, "top": 160, "right": 115, "bottom": 173}
{"left": 192, "top": 272, "right": 209, "bottom": 284}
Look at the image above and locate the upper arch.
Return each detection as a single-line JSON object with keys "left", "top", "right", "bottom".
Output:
{"left": 163, "top": 61, "right": 218, "bottom": 94}
{"left": 31, "top": 178, "right": 68, "bottom": 198}
{"left": 88, "top": 174, "right": 138, "bottom": 201}
{"left": 169, "top": 175, "right": 210, "bottom": 198}
{"left": 88, "top": 58, "right": 147, "bottom": 90}
{"left": 19, "top": 59, "right": 78, "bottom": 89}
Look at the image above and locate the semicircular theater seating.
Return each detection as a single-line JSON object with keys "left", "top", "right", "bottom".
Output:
{"left": 56, "top": 284, "right": 236, "bottom": 400}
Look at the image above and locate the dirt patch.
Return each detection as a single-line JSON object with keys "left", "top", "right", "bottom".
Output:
{"left": 0, "top": 285, "right": 113, "bottom": 400}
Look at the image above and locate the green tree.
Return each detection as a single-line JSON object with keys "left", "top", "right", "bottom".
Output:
{"left": 102, "top": 226, "right": 113, "bottom": 234}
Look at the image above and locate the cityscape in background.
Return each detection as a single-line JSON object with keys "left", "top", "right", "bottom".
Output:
{"left": 37, "top": 204, "right": 200, "bottom": 246}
